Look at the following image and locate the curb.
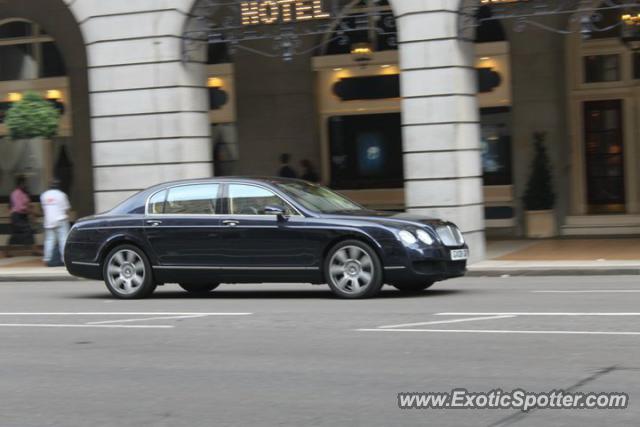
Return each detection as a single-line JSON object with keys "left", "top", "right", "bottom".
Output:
{"left": 467, "top": 268, "right": 640, "bottom": 277}
{"left": 0, "top": 275, "right": 84, "bottom": 282}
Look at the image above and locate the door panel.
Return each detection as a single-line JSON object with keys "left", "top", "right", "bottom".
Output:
{"left": 143, "top": 184, "right": 222, "bottom": 266}
{"left": 215, "top": 184, "right": 314, "bottom": 268}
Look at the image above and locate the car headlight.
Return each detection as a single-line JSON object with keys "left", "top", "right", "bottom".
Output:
{"left": 452, "top": 226, "right": 465, "bottom": 245}
{"left": 416, "top": 229, "right": 434, "bottom": 245}
{"left": 398, "top": 230, "right": 417, "bottom": 246}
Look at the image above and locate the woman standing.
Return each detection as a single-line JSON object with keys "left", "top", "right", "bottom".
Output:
{"left": 8, "top": 175, "right": 36, "bottom": 254}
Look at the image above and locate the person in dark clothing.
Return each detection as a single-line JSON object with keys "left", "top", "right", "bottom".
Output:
{"left": 300, "top": 159, "right": 319, "bottom": 183}
{"left": 278, "top": 153, "right": 297, "bottom": 178}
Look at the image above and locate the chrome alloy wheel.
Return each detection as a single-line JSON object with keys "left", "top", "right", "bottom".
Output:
{"left": 328, "top": 245, "right": 374, "bottom": 294}
{"left": 106, "top": 249, "right": 145, "bottom": 295}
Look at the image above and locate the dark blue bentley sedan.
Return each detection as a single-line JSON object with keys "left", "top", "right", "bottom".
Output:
{"left": 64, "top": 177, "right": 468, "bottom": 299}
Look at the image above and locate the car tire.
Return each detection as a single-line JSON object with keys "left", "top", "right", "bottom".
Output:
{"left": 325, "top": 240, "right": 383, "bottom": 299}
{"left": 103, "top": 244, "right": 156, "bottom": 299}
{"left": 179, "top": 283, "right": 220, "bottom": 294}
{"left": 392, "top": 281, "right": 435, "bottom": 293}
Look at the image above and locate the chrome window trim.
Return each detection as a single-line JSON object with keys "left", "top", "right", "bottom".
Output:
{"left": 144, "top": 181, "right": 304, "bottom": 218}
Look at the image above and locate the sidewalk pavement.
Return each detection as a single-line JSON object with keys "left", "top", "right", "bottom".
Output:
{"left": 0, "top": 238, "right": 639, "bottom": 281}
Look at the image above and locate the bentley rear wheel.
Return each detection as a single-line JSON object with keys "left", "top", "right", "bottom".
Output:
{"left": 325, "top": 240, "right": 383, "bottom": 299}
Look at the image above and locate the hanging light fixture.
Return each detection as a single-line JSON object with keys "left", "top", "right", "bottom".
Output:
{"left": 350, "top": 42, "right": 373, "bottom": 64}
{"left": 621, "top": 11, "right": 640, "bottom": 51}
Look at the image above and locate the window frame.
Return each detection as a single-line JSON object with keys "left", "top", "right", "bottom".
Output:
{"left": 0, "top": 18, "right": 64, "bottom": 81}
{"left": 222, "top": 182, "right": 303, "bottom": 217}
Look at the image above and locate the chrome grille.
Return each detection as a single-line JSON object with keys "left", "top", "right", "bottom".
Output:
{"left": 436, "top": 225, "right": 465, "bottom": 247}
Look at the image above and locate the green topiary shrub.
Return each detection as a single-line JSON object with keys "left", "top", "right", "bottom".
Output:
{"left": 5, "top": 91, "right": 60, "bottom": 140}
{"left": 523, "top": 132, "right": 555, "bottom": 211}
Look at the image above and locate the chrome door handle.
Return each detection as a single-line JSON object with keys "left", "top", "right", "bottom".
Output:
{"left": 223, "top": 220, "right": 239, "bottom": 227}
{"left": 146, "top": 220, "right": 162, "bottom": 227}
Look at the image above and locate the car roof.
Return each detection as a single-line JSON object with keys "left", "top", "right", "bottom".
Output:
{"left": 145, "top": 176, "right": 305, "bottom": 192}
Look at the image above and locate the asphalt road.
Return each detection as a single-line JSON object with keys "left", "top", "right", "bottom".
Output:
{"left": 1, "top": 276, "right": 639, "bottom": 427}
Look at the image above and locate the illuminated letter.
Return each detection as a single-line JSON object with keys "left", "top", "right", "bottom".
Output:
{"left": 241, "top": 1, "right": 260, "bottom": 25}
{"left": 259, "top": 0, "right": 279, "bottom": 24}
{"left": 313, "top": 0, "right": 329, "bottom": 19}
{"left": 295, "top": 0, "right": 313, "bottom": 21}
{"left": 279, "top": 0, "right": 295, "bottom": 22}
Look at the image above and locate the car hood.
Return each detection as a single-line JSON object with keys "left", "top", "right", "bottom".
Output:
{"left": 318, "top": 210, "right": 448, "bottom": 228}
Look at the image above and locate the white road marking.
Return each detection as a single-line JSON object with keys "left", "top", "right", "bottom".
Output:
{"left": 436, "top": 313, "right": 640, "bottom": 316}
{"left": 0, "top": 312, "right": 252, "bottom": 316}
{"left": 0, "top": 312, "right": 252, "bottom": 329}
{"left": 0, "top": 323, "right": 173, "bottom": 329}
{"left": 86, "top": 315, "right": 210, "bottom": 325}
{"left": 357, "top": 328, "right": 640, "bottom": 336}
{"left": 532, "top": 290, "right": 640, "bottom": 293}
{"left": 377, "top": 315, "right": 515, "bottom": 329}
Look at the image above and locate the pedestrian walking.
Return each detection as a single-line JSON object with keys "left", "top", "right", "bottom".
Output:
{"left": 8, "top": 175, "right": 36, "bottom": 255}
{"left": 300, "top": 159, "right": 319, "bottom": 183}
{"left": 40, "top": 178, "right": 71, "bottom": 267}
{"left": 277, "top": 153, "right": 297, "bottom": 178}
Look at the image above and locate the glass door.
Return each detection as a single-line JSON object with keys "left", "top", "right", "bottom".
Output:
{"left": 583, "top": 100, "right": 625, "bottom": 213}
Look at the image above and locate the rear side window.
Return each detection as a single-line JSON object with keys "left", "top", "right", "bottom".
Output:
{"left": 164, "top": 184, "right": 219, "bottom": 215}
{"left": 148, "top": 190, "right": 166, "bottom": 214}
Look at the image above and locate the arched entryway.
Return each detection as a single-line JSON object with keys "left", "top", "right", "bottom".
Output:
{"left": 0, "top": 0, "right": 94, "bottom": 217}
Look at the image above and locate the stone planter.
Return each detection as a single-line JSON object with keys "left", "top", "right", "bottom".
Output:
{"left": 525, "top": 209, "right": 556, "bottom": 238}
{"left": 0, "top": 137, "right": 53, "bottom": 195}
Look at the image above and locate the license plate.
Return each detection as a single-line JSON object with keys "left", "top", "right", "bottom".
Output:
{"left": 450, "top": 249, "right": 469, "bottom": 261}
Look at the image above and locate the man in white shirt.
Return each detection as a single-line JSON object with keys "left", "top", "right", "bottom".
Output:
{"left": 40, "top": 179, "right": 71, "bottom": 266}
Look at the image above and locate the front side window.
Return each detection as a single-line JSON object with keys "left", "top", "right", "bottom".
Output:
{"left": 164, "top": 184, "right": 219, "bottom": 215}
{"left": 228, "top": 184, "right": 296, "bottom": 216}
{"left": 148, "top": 190, "right": 166, "bottom": 214}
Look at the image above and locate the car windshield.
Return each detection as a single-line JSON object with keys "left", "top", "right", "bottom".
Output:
{"left": 275, "top": 181, "right": 363, "bottom": 213}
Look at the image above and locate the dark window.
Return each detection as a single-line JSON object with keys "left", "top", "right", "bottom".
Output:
{"left": 481, "top": 107, "right": 512, "bottom": 186}
{"left": 164, "top": 184, "right": 219, "bottom": 214}
{"left": 207, "top": 43, "right": 230, "bottom": 64}
{"left": 0, "top": 44, "right": 37, "bottom": 81}
{"left": 475, "top": 5, "right": 506, "bottom": 43}
{"left": 634, "top": 52, "right": 640, "bottom": 80}
{"left": 41, "top": 42, "right": 66, "bottom": 77}
{"left": 584, "top": 55, "right": 620, "bottom": 83}
{"left": 329, "top": 113, "right": 403, "bottom": 189}
{"left": 583, "top": 100, "right": 625, "bottom": 212}
{"left": 0, "top": 21, "right": 32, "bottom": 39}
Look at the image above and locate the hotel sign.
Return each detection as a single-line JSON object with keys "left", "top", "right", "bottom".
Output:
{"left": 241, "top": 0, "right": 331, "bottom": 26}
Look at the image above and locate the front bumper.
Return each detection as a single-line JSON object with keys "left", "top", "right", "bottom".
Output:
{"left": 384, "top": 244, "right": 468, "bottom": 283}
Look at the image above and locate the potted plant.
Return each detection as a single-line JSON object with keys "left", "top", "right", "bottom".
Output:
{"left": 5, "top": 91, "right": 60, "bottom": 195}
{"left": 523, "top": 132, "right": 556, "bottom": 238}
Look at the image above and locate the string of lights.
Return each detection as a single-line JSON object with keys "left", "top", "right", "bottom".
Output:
{"left": 182, "top": 0, "right": 395, "bottom": 62}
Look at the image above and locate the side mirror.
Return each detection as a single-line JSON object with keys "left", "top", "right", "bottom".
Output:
{"left": 264, "top": 205, "right": 287, "bottom": 220}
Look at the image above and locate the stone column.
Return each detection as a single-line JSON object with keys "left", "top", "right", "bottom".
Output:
{"left": 65, "top": 0, "right": 212, "bottom": 212}
{"left": 391, "top": 0, "right": 486, "bottom": 261}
